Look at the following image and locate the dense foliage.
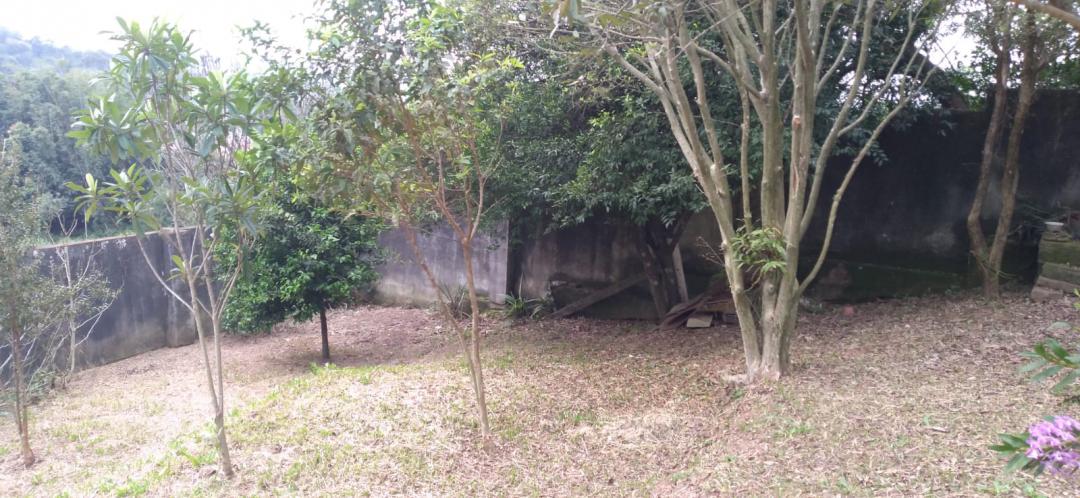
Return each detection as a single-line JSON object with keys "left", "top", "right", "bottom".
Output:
{"left": 222, "top": 193, "right": 382, "bottom": 339}
{"left": 497, "top": 57, "right": 706, "bottom": 230}
{"left": 0, "top": 68, "right": 112, "bottom": 224}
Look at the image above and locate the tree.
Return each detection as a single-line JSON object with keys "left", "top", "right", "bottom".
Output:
{"left": 1, "top": 135, "right": 111, "bottom": 468}
{"left": 69, "top": 19, "right": 267, "bottom": 478}
{"left": 1013, "top": 0, "right": 1080, "bottom": 31}
{"left": 545, "top": 0, "right": 943, "bottom": 380}
{"left": 279, "top": 0, "right": 520, "bottom": 439}
{"left": 222, "top": 186, "right": 382, "bottom": 362}
{"left": 46, "top": 213, "right": 117, "bottom": 374}
{"left": 0, "top": 68, "right": 112, "bottom": 224}
{"left": 966, "top": 0, "right": 1074, "bottom": 298}
{"left": 0, "top": 136, "right": 60, "bottom": 468}
{"left": 496, "top": 54, "right": 709, "bottom": 314}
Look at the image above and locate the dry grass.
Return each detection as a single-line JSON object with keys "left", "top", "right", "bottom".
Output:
{"left": 2, "top": 292, "right": 1080, "bottom": 497}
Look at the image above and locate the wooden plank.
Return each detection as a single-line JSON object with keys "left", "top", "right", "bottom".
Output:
{"left": 550, "top": 275, "right": 646, "bottom": 319}
{"left": 672, "top": 243, "right": 689, "bottom": 303}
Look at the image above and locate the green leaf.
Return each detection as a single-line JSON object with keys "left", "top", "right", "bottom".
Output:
{"left": 1020, "top": 358, "right": 1047, "bottom": 373}
{"left": 1031, "top": 365, "right": 1064, "bottom": 383}
{"left": 1005, "top": 453, "right": 1032, "bottom": 473}
{"left": 1051, "top": 368, "right": 1080, "bottom": 394}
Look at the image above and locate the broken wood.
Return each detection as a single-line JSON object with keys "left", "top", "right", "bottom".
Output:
{"left": 550, "top": 275, "right": 647, "bottom": 319}
{"left": 672, "top": 243, "right": 689, "bottom": 303}
{"left": 659, "top": 279, "right": 735, "bottom": 330}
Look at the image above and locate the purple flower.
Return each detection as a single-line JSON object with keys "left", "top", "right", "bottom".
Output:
{"left": 1026, "top": 416, "right": 1080, "bottom": 475}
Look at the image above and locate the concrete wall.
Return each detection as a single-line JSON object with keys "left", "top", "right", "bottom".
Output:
{"left": 12, "top": 91, "right": 1080, "bottom": 367}
{"left": 373, "top": 221, "right": 510, "bottom": 307}
{"left": 33, "top": 230, "right": 198, "bottom": 370}
{"left": 803, "top": 90, "right": 1080, "bottom": 273}
{"left": 512, "top": 90, "right": 1080, "bottom": 304}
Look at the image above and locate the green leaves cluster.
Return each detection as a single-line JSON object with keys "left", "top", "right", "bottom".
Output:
{"left": 1018, "top": 293, "right": 1080, "bottom": 395}
{"left": 495, "top": 54, "right": 708, "bottom": 230}
{"left": 990, "top": 431, "right": 1041, "bottom": 475}
{"left": 1021, "top": 338, "right": 1080, "bottom": 395}
{"left": 69, "top": 19, "right": 270, "bottom": 256}
{"left": 993, "top": 292, "right": 1080, "bottom": 475}
{"left": 221, "top": 196, "right": 383, "bottom": 334}
{"left": 0, "top": 68, "right": 112, "bottom": 223}
{"left": 730, "top": 226, "right": 788, "bottom": 284}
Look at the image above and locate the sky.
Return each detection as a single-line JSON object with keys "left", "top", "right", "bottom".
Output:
{"left": 3, "top": 0, "right": 977, "bottom": 72}
{"left": 1, "top": 0, "right": 317, "bottom": 66}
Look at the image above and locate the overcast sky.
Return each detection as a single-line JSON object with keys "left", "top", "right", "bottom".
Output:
{"left": 4, "top": 0, "right": 975, "bottom": 72}
{"left": 2, "top": 0, "right": 316, "bottom": 66}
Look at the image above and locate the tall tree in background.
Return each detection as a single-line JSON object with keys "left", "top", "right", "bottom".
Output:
{"left": 0, "top": 69, "right": 111, "bottom": 223}
{"left": 966, "top": 0, "right": 1073, "bottom": 298}
{"left": 70, "top": 20, "right": 268, "bottom": 478}
{"left": 546, "top": 0, "right": 943, "bottom": 380}
{"left": 496, "top": 55, "right": 710, "bottom": 314}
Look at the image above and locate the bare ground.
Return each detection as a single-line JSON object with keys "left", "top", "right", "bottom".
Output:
{"left": 2, "top": 292, "right": 1080, "bottom": 497}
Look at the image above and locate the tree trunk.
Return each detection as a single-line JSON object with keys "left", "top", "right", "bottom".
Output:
{"left": 211, "top": 315, "right": 234, "bottom": 479}
{"left": 320, "top": 307, "right": 330, "bottom": 362}
{"left": 967, "top": 4, "right": 1012, "bottom": 299}
{"left": 9, "top": 318, "right": 36, "bottom": 467}
{"left": 986, "top": 13, "right": 1040, "bottom": 299}
{"left": 969, "top": 10, "right": 1040, "bottom": 300}
{"left": 636, "top": 234, "right": 670, "bottom": 318}
{"left": 759, "top": 300, "right": 797, "bottom": 380}
{"left": 398, "top": 221, "right": 490, "bottom": 438}
{"left": 460, "top": 241, "right": 491, "bottom": 438}
{"left": 184, "top": 267, "right": 233, "bottom": 478}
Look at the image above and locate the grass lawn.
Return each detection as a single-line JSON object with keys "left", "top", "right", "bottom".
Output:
{"left": 2, "top": 292, "right": 1079, "bottom": 496}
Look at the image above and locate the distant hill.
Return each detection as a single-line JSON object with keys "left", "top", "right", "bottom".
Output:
{"left": 0, "top": 27, "right": 109, "bottom": 72}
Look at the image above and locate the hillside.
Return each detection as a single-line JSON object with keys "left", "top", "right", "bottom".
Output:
{"left": 0, "top": 27, "right": 108, "bottom": 72}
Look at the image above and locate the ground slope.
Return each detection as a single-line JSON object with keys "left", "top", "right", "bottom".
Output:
{"left": 2, "top": 293, "right": 1079, "bottom": 496}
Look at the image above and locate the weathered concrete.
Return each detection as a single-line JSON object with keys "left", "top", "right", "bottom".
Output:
{"left": 513, "top": 220, "right": 661, "bottom": 319}
{"left": 34, "top": 230, "right": 198, "bottom": 370}
{"left": 803, "top": 90, "right": 1080, "bottom": 278}
{"left": 512, "top": 90, "right": 1080, "bottom": 306}
{"left": 373, "top": 221, "right": 510, "bottom": 307}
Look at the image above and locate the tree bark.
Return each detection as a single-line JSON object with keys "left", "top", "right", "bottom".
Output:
{"left": 987, "top": 12, "right": 1040, "bottom": 298}
{"left": 460, "top": 241, "right": 491, "bottom": 438}
{"left": 967, "top": 25, "right": 1011, "bottom": 298}
{"left": 320, "top": 307, "right": 330, "bottom": 362}
{"left": 9, "top": 317, "right": 35, "bottom": 467}
{"left": 636, "top": 233, "right": 670, "bottom": 318}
